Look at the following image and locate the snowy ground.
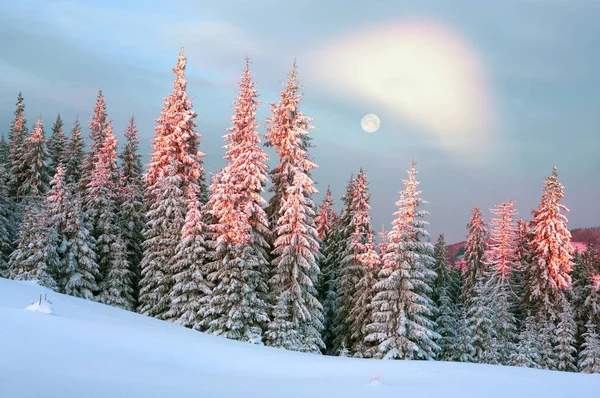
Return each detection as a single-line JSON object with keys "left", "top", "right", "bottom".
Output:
{"left": 0, "top": 278, "right": 598, "bottom": 398}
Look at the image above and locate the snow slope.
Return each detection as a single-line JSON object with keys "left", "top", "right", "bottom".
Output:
{"left": 0, "top": 278, "right": 598, "bottom": 398}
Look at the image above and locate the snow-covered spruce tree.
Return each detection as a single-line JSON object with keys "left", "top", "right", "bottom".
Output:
{"left": 573, "top": 244, "right": 600, "bottom": 346}
{"left": 510, "top": 313, "right": 542, "bottom": 368}
{"left": 18, "top": 118, "right": 51, "bottom": 200}
{"left": 264, "top": 61, "right": 315, "bottom": 236}
{"left": 266, "top": 170, "right": 324, "bottom": 353}
{"left": 461, "top": 206, "right": 489, "bottom": 304}
{"left": 62, "top": 194, "right": 100, "bottom": 299}
{"left": 324, "top": 176, "right": 355, "bottom": 354}
{"left": 263, "top": 62, "right": 323, "bottom": 353}
{"left": 139, "top": 48, "right": 206, "bottom": 319}
{"left": 198, "top": 60, "right": 271, "bottom": 343}
{"left": 485, "top": 200, "right": 519, "bottom": 365}
{"left": 46, "top": 166, "right": 100, "bottom": 298}
{"left": 350, "top": 232, "right": 381, "bottom": 358}
{"left": 86, "top": 121, "right": 134, "bottom": 310}
{"left": 7, "top": 199, "right": 58, "bottom": 290}
{"left": 448, "top": 307, "right": 475, "bottom": 363}
{"left": 578, "top": 319, "right": 600, "bottom": 374}
{"left": 8, "top": 92, "right": 29, "bottom": 202}
{"left": 335, "top": 168, "right": 373, "bottom": 355}
{"left": 47, "top": 113, "right": 68, "bottom": 175}
{"left": 165, "top": 190, "right": 211, "bottom": 328}
{"left": 0, "top": 163, "right": 13, "bottom": 277}
{"left": 0, "top": 136, "right": 9, "bottom": 168}
{"left": 315, "top": 186, "right": 338, "bottom": 353}
{"left": 552, "top": 297, "right": 577, "bottom": 372}
{"left": 366, "top": 160, "right": 439, "bottom": 360}
{"left": 513, "top": 218, "right": 533, "bottom": 325}
{"left": 139, "top": 168, "right": 186, "bottom": 318}
{"left": 118, "top": 115, "right": 145, "bottom": 305}
{"left": 523, "top": 166, "right": 575, "bottom": 323}
{"left": 467, "top": 275, "right": 499, "bottom": 364}
{"left": 432, "top": 235, "right": 460, "bottom": 360}
{"left": 79, "top": 91, "right": 109, "bottom": 196}
{"left": 64, "top": 118, "right": 85, "bottom": 184}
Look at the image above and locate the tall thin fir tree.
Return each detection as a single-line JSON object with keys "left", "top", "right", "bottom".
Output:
{"left": 335, "top": 168, "right": 373, "bottom": 355}
{"left": 86, "top": 120, "right": 134, "bottom": 310}
{"left": 0, "top": 135, "right": 9, "bottom": 168}
{"left": 514, "top": 218, "right": 533, "bottom": 324}
{"left": 486, "top": 200, "right": 519, "bottom": 365}
{"left": 139, "top": 48, "right": 206, "bottom": 319}
{"left": 166, "top": 190, "right": 211, "bottom": 328}
{"left": 350, "top": 232, "right": 381, "bottom": 358}
{"left": 7, "top": 200, "right": 58, "bottom": 290}
{"left": 0, "top": 163, "right": 12, "bottom": 277}
{"left": 573, "top": 244, "right": 600, "bottom": 344}
{"left": 64, "top": 118, "right": 85, "bottom": 184}
{"left": 467, "top": 275, "right": 499, "bottom": 364}
{"left": 461, "top": 206, "right": 489, "bottom": 304}
{"left": 79, "top": 91, "right": 109, "bottom": 196}
{"left": 366, "top": 160, "right": 439, "bottom": 360}
{"left": 199, "top": 59, "right": 271, "bottom": 343}
{"left": 315, "top": 187, "right": 338, "bottom": 353}
{"left": 46, "top": 166, "right": 100, "bottom": 298}
{"left": 18, "top": 118, "right": 51, "bottom": 200}
{"left": 523, "top": 166, "right": 575, "bottom": 323}
{"left": 552, "top": 296, "right": 577, "bottom": 372}
{"left": 510, "top": 312, "right": 542, "bottom": 368}
{"left": 118, "top": 115, "right": 145, "bottom": 304}
{"left": 432, "top": 234, "right": 459, "bottom": 360}
{"left": 578, "top": 318, "right": 600, "bottom": 374}
{"left": 8, "top": 92, "right": 29, "bottom": 202}
{"left": 264, "top": 62, "right": 323, "bottom": 353}
{"left": 327, "top": 176, "right": 355, "bottom": 353}
{"left": 47, "top": 113, "right": 68, "bottom": 175}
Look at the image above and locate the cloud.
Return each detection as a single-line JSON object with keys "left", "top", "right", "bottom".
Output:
{"left": 304, "top": 18, "right": 495, "bottom": 156}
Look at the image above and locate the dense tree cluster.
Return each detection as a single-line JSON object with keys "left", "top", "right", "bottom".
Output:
{"left": 2, "top": 49, "right": 598, "bottom": 373}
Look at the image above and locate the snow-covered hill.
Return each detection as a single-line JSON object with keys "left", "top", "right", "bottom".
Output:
{"left": 0, "top": 278, "right": 598, "bottom": 398}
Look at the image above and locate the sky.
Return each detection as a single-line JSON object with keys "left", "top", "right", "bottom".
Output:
{"left": 0, "top": 0, "right": 599, "bottom": 244}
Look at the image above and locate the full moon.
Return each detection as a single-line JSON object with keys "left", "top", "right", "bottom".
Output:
{"left": 361, "top": 113, "right": 380, "bottom": 133}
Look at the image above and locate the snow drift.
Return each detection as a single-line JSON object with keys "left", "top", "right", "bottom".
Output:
{"left": 0, "top": 278, "right": 598, "bottom": 398}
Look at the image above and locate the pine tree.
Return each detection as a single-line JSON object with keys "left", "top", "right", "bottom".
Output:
{"left": 467, "top": 275, "right": 499, "bottom": 364}
{"left": 448, "top": 306, "right": 474, "bottom": 363}
{"left": 8, "top": 92, "right": 29, "bottom": 202}
{"left": 315, "top": 187, "right": 336, "bottom": 341}
{"left": 326, "top": 176, "right": 355, "bottom": 354}
{"left": 350, "top": 233, "right": 380, "bottom": 357}
{"left": 165, "top": 191, "right": 211, "bottom": 328}
{"left": 578, "top": 319, "right": 600, "bottom": 374}
{"left": 199, "top": 60, "right": 272, "bottom": 343}
{"left": 118, "top": 116, "right": 145, "bottom": 305}
{"left": 7, "top": 201, "right": 58, "bottom": 290}
{"left": 524, "top": 166, "right": 575, "bottom": 322}
{"left": 513, "top": 218, "right": 533, "bottom": 325}
{"left": 18, "top": 118, "right": 51, "bottom": 200}
{"left": 335, "top": 169, "right": 373, "bottom": 355}
{"left": 46, "top": 167, "right": 100, "bottom": 298}
{"left": 319, "top": 207, "right": 341, "bottom": 355}
{"left": 510, "top": 313, "right": 542, "bottom": 368}
{"left": 486, "top": 200, "right": 519, "bottom": 365}
{"left": 62, "top": 195, "right": 100, "bottom": 300}
{"left": 47, "top": 113, "right": 68, "bottom": 175}
{"left": 139, "top": 48, "right": 206, "bottom": 319}
{"left": 461, "top": 206, "right": 489, "bottom": 304}
{"left": 79, "top": 91, "right": 110, "bottom": 195}
{"left": 432, "top": 234, "right": 450, "bottom": 303}
{"left": 366, "top": 160, "right": 439, "bottom": 360}
{"left": 64, "top": 118, "right": 85, "bottom": 184}
{"left": 138, "top": 169, "right": 186, "bottom": 318}
{"left": 86, "top": 120, "right": 134, "bottom": 310}
{"left": 263, "top": 62, "right": 323, "bottom": 353}
{"left": 553, "top": 297, "right": 577, "bottom": 372}
{"left": 0, "top": 163, "right": 12, "bottom": 278}
{"left": 0, "top": 135, "right": 9, "bottom": 168}
{"left": 573, "top": 244, "right": 600, "bottom": 345}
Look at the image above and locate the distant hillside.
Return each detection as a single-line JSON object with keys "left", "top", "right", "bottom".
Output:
{"left": 447, "top": 226, "right": 600, "bottom": 264}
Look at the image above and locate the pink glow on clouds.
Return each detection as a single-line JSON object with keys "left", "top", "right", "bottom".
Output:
{"left": 305, "top": 18, "right": 495, "bottom": 156}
